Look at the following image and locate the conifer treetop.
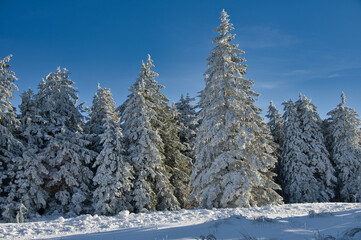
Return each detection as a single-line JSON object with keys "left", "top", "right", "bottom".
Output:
{"left": 208, "top": 10, "right": 246, "bottom": 78}
{"left": 341, "top": 92, "right": 346, "bottom": 106}
{"left": 141, "top": 54, "right": 159, "bottom": 81}
{"left": 0, "top": 54, "right": 18, "bottom": 114}
{"left": 266, "top": 100, "right": 284, "bottom": 145}
{"left": 267, "top": 101, "right": 281, "bottom": 118}
{"left": 215, "top": 9, "right": 234, "bottom": 37}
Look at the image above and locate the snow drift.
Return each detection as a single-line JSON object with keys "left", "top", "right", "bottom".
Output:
{"left": 1, "top": 203, "right": 361, "bottom": 239}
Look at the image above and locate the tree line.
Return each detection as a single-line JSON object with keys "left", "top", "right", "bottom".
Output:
{"left": 1, "top": 10, "right": 360, "bottom": 223}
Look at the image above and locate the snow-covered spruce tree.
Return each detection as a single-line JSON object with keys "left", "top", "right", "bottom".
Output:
{"left": 163, "top": 103, "right": 193, "bottom": 208}
{"left": 86, "top": 83, "right": 117, "bottom": 154}
{"left": 141, "top": 58, "right": 193, "bottom": 209}
{"left": 120, "top": 56, "right": 180, "bottom": 212}
{"left": 6, "top": 89, "right": 49, "bottom": 219}
{"left": 266, "top": 101, "right": 284, "bottom": 146}
{"left": 91, "top": 84, "right": 133, "bottom": 215}
{"left": 265, "top": 101, "right": 284, "bottom": 192}
{"left": 295, "top": 95, "right": 336, "bottom": 202}
{"left": 0, "top": 55, "right": 23, "bottom": 221}
{"left": 34, "top": 68, "right": 95, "bottom": 215}
{"left": 326, "top": 93, "right": 361, "bottom": 202}
{"left": 281, "top": 96, "right": 335, "bottom": 203}
{"left": 281, "top": 100, "right": 310, "bottom": 203}
{"left": 322, "top": 119, "right": 333, "bottom": 155}
{"left": 190, "top": 10, "right": 282, "bottom": 209}
{"left": 175, "top": 94, "right": 198, "bottom": 162}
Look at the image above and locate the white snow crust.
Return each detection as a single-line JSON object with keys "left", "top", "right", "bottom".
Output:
{"left": 1, "top": 203, "right": 361, "bottom": 239}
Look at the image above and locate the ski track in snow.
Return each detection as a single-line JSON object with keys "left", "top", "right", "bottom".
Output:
{"left": 1, "top": 203, "right": 361, "bottom": 240}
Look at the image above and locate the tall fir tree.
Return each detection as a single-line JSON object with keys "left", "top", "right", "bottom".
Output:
{"left": 326, "top": 93, "right": 361, "bottom": 202}
{"left": 190, "top": 10, "right": 282, "bottom": 209}
{"left": 175, "top": 94, "right": 198, "bottom": 163}
{"left": 0, "top": 55, "right": 24, "bottom": 221}
{"left": 91, "top": 84, "right": 133, "bottom": 215}
{"left": 120, "top": 56, "right": 180, "bottom": 212}
{"left": 34, "top": 68, "right": 95, "bottom": 215}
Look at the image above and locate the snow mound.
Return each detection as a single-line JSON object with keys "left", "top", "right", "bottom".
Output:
{"left": 1, "top": 203, "right": 361, "bottom": 240}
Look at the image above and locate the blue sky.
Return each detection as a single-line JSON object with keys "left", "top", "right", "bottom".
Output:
{"left": 1, "top": 0, "right": 361, "bottom": 118}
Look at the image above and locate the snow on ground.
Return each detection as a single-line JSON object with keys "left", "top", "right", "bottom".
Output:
{"left": 1, "top": 203, "right": 361, "bottom": 240}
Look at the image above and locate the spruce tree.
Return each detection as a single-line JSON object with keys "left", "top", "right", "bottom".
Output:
{"left": 120, "top": 56, "right": 179, "bottom": 212}
{"left": 163, "top": 103, "right": 193, "bottom": 208}
{"left": 295, "top": 95, "right": 336, "bottom": 202}
{"left": 190, "top": 10, "right": 282, "bottom": 209}
{"left": 135, "top": 57, "right": 192, "bottom": 208}
{"left": 281, "top": 100, "right": 311, "bottom": 203}
{"left": 322, "top": 119, "right": 333, "bottom": 154}
{"left": 265, "top": 101, "right": 284, "bottom": 192}
{"left": 266, "top": 101, "right": 284, "bottom": 146}
{"left": 175, "top": 94, "right": 198, "bottom": 163}
{"left": 86, "top": 84, "right": 115, "bottom": 154}
{"left": 9, "top": 89, "right": 49, "bottom": 218}
{"left": 0, "top": 55, "right": 23, "bottom": 221}
{"left": 91, "top": 85, "right": 133, "bottom": 215}
{"left": 327, "top": 93, "right": 361, "bottom": 202}
{"left": 281, "top": 96, "right": 336, "bottom": 203}
{"left": 34, "top": 67, "right": 95, "bottom": 215}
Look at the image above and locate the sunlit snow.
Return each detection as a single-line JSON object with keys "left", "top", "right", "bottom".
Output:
{"left": 2, "top": 203, "right": 361, "bottom": 239}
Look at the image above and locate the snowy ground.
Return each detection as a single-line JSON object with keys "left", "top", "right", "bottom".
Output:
{"left": 1, "top": 203, "right": 361, "bottom": 240}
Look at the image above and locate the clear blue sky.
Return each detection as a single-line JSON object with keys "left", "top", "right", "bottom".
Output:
{"left": 1, "top": 0, "right": 361, "bottom": 118}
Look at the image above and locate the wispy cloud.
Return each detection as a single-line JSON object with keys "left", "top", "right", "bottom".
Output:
{"left": 281, "top": 69, "right": 310, "bottom": 76}
{"left": 277, "top": 70, "right": 342, "bottom": 82}
{"left": 325, "top": 73, "right": 341, "bottom": 78}
{"left": 238, "top": 26, "right": 300, "bottom": 49}
{"left": 278, "top": 66, "right": 361, "bottom": 81}
{"left": 256, "top": 81, "right": 282, "bottom": 90}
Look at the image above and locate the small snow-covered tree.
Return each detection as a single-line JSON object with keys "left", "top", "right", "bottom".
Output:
{"left": 34, "top": 67, "right": 95, "bottom": 215}
{"left": 190, "top": 10, "right": 282, "bottom": 209}
{"left": 265, "top": 101, "right": 284, "bottom": 191}
{"left": 0, "top": 55, "right": 24, "bottom": 221}
{"left": 295, "top": 95, "right": 336, "bottom": 202}
{"left": 92, "top": 85, "right": 133, "bottom": 215}
{"left": 266, "top": 101, "right": 284, "bottom": 146}
{"left": 86, "top": 83, "right": 118, "bottom": 154}
{"left": 121, "top": 56, "right": 179, "bottom": 212}
{"left": 327, "top": 93, "right": 361, "bottom": 202}
{"left": 175, "top": 94, "right": 198, "bottom": 162}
